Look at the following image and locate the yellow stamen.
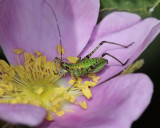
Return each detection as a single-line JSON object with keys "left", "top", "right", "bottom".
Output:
{"left": 79, "top": 101, "right": 88, "bottom": 109}
{"left": 46, "top": 113, "right": 54, "bottom": 121}
{"left": 68, "top": 75, "right": 100, "bottom": 99}
{"left": 0, "top": 45, "right": 101, "bottom": 121}
{"left": 68, "top": 80, "right": 74, "bottom": 85}
{"left": 92, "top": 77, "right": 100, "bottom": 83}
{"left": 35, "top": 50, "right": 43, "bottom": 56}
{"left": 90, "top": 73, "right": 100, "bottom": 83}
{"left": 14, "top": 49, "right": 24, "bottom": 54}
{"left": 0, "top": 51, "right": 70, "bottom": 120}
{"left": 0, "top": 88, "right": 4, "bottom": 97}
{"left": 68, "top": 76, "right": 82, "bottom": 85}
{"left": 67, "top": 56, "right": 79, "bottom": 63}
{"left": 57, "top": 44, "right": 65, "bottom": 55}
{"left": 56, "top": 111, "right": 65, "bottom": 117}
{"left": 13, "top": 48, "right": 24, "bottom": 65}
{"left": 84, "top": 81, "right": 96, "bottom": 87}
{"left": 82, "top": 85, "right": 92, "bottom": 99}
{"left": 36, "top": 87, "right": 44, "bottom": 95}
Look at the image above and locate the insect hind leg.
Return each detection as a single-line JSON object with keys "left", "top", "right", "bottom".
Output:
{"left": 102, "top": 53, "right": 129, "bottom": 66}
{"left": 83, "top": 41, "right": 134, "bottom": 60}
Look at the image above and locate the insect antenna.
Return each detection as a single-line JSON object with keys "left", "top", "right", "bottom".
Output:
{"left": 44, "top": 0, "right": 63, "bottom": 60}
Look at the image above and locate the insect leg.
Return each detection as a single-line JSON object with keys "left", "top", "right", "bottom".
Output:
{"left": 83, "top": 41, "right": 134, "bottom": 60}
{"left": 67, "top": 76, "right": 78, "bottom": 92}
{"left": 97, "top": 71, "right": 121, "bottom": 86}
{"left": 53, "top": 71, "right": 59, "bottom": 75}
{"left": 88, "top": 73, "right": 91, "bottom": 81}
{"left": 54, "top": 57, "right": 61, "bottom": 74}
{"left": 102, "top": 53, "right": 129, "bottom": 66}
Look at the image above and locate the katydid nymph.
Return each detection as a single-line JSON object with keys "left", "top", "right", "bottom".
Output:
{"left": 44, "top": 0, "right": 134, "bottom": 91}
{"left": 55, "top": 41, "right": 134, "bottom": 91}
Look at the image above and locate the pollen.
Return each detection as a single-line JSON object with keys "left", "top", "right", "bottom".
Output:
{"left": 67, "top": 56, "right": 79, "bottom": 63}
{"left": 84, "top": 81, "right": 96, "bottom": 87}
{"left": 68, "top": 75, "right": 100, "bottom": 100}
{"left": 35, "top": 50, "right": 43, "bottom": 56}
{"left": 13, "top": 48, "right": 24, "bottom": 54}
{"left": 90, "top": 73, "right": 100, "bottom": 83}
{"left": 79, "top": 101, "right": 87, "bottom": 109}
{"left": 0, "top": 49, "right": 87, "bottom": 121}
{"left": 57, "top": 44, "right": 65, "bottom": 55}
{"left": 0, "top": 45, "right": 101, "bottom": 121}
{"left": 82, "top": 85, "right": 92, "bottom": 99}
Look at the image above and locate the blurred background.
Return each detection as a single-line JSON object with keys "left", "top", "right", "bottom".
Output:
{"left": 0, "top": 0, "right": 160, "bottom": 128}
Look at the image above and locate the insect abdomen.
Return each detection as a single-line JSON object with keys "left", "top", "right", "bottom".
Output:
{"left": 70, "top": 58, "right": 107, "bottom": 76}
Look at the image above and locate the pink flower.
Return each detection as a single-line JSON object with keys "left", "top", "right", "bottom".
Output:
{"left": 0, "top": 0, "right": 159, "bottom": 128}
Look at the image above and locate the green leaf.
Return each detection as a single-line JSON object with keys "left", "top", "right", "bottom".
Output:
{"left": 152, "top": 2, "right": 160, "bottom": 19}
{"left": 99, "top": 0, "right": 160, "bottom": 21}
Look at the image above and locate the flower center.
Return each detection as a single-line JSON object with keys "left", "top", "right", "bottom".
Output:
{"left": 0, "top": 46, "right": 100, "bottom": 121}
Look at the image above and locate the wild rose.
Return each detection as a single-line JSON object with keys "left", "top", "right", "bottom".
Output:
{"left": 0, "top": 0, "right": 160, "bottom": 128}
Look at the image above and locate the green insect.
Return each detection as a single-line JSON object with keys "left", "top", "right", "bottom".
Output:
{"left": 44, "top": 1, "right": 134, "bottom": 91}
{"left": 55, "top": 41, "right": 133, "bottom": 91}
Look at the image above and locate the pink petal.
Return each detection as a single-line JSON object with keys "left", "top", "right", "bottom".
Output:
{"left": 91, "top": 12, "right": 141, "bottom": 40}
{"left": 39, "top": 74, "right": 153, "bottom": 128}
{"left": 0, "top": 0, "right": 99, "bottom": 65}
{"left": 80, "top": 15, "right": 160, "bottom": 83}
{"left": 0, "top": 104, "right": 46, "bottom": 126}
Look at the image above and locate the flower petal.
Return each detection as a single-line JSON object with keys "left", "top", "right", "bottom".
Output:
{"left": 39, "top": 74, "right": 153, "bottom": 128}
{"left": 91, "top": 12, "right": 141, "bottom": 40}
{"left": 0, "top": 0, "right": 99, "bottom": 64}
{"left": 0, "top": 104, "right": 46, "bottom": 126}
{"left": 80, "top": 15, "right": 160, "bottom": 83}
